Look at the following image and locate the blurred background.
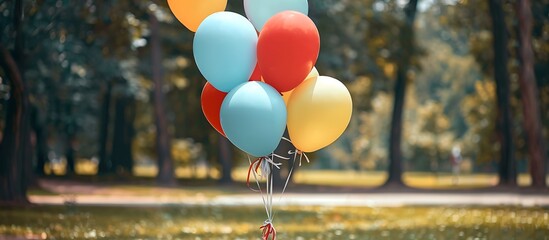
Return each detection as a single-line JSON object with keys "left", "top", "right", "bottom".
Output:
{"left": 1, "top": 0, "right": 549, "bottom": 239}
{"left": 1, "top": 0, "right": 549, "bottom": 189}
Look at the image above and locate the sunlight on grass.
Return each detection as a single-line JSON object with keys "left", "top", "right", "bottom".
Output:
{"left": 1, "top": 206, "right": 547, "bottom": 239}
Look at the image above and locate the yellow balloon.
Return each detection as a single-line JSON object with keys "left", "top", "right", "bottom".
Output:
{"left": 282, "top": 67, "right": 319, "bottom": 105}
{"left": 287, "top": 76, "right": 352, "bottom": 152}
{"left": 167, "top": 0, "right": 228, "bottom": 32}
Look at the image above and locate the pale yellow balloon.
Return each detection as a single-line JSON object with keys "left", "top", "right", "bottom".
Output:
{"left": 167, "top": 0, "right": 228, "bottom": 32}
{"left": 282, "top": 67, "right": 319, "bottom": 105}
{"left": 287, "top": 76, "right": 352, "bottom": 152}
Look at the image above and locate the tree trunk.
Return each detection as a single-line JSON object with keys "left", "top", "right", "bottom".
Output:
{"left": 64, "top": 103, "right": 76, "bottom": 175}
{"left": 489, "top": 0, "right": 517, "bottom": 187}
{"left": 0, "top": 0, "right": 29, "bottom": 204}
{"left": 515, "top": 0, "right": 546, "bottom": 188}
{"left": 218, "top": 136, "right": 233, "bottom": 184}
{"left": 31, "top": 104, "right": 47, "bottom": 176}
{"left": 65, "top": 133, "right": 76, "bottom": 175}
{"left": 98, "top": 81, "right": 113, "bottom": 175}
{"left": 111, "top": 96, "right": 135, "bottom": 175}
{"left": 0, "top": 43, "right": 28, "bottom": 203}
{"left": 150, "top": 13, "right": 175, "bottom": 186}
{"left": 384, "top": 0, "right": 418, "bottom": 187}
{"left": 121, "top": 97, "right": 136, "bottom": 174}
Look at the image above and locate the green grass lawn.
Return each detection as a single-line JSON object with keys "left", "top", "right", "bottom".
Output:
{"left": 1, "top": 205, "right": 547, "bottom": 239}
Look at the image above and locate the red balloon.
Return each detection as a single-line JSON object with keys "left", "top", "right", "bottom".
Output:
{"left": 249, "top": 63, "right": 262, "bottom": 81}
{"left": 201, "top": 82, "right": 227, "bottom": 136}
{"left": 257, "top": 11, "right": 320, "bottom": 92}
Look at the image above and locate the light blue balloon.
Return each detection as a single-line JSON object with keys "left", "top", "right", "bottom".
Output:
{"left": 244, "top": 0, "right": 309, "bottom": 32}
{"left": 221, "top": 82, "right": 287, "bottom": 157}
{"left": 193, "top": 12, "right": 258, "bottom": 92}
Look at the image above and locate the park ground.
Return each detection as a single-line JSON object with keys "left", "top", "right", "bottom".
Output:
{"left": 1, "top": 170, "right": 548, "bottom": 239}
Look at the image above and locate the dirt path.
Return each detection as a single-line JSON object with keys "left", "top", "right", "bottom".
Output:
{"left": 30, "top": 179, "right": 549, "bottom": 207}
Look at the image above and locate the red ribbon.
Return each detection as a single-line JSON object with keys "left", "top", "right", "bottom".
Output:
{"left": 246, "top": 157, "right": 265, "bottom": 190}
{"left": 260, "top": 222, "right": 276, "bottom": 240}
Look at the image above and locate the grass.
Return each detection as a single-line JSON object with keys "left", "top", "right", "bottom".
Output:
{"left": 233, "top": 168, "right": 547, "bottom": 189}
{"left": 1, "top": 205, "right": 547, "bottom": 239}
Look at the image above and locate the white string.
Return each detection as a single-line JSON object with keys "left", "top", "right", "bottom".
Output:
{"left": 268, "top": 160, "right": 274, "bottom": 223}
{"left": 271, "top": 151, "right": 297, "bottom": 221}
{"left": 247, "top": 154, "right": 271, "bottom": 220}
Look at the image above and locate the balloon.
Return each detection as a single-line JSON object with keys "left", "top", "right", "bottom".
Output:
{"left": 221, "top": 81, "right": 287, "bottom": 157}
{"left": 194, "top": 12, "right": 258, "bottom": 92}
{"left": 282, "top": 67, "right": 319, "bottom": 105}
{"left": 167, "top": 0, "right": 227, "bottom": 32}
{"left": 287, "top": 76, "right": 352, "bottom": 152}
{"left": 201, "top": 82, "right": 227, "bottom": 136}
{"left": 244, "top": 0, "right": 308, "bottom": 32}
{"left": 249, "top": 63, "right": 262, "bottom": 81}
{"left": 258, "top": 11, "right": 320, "bottom": 93}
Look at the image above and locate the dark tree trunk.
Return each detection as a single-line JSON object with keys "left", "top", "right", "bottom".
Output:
{"left": 151, "top": 14, "right": 175, "bottom": 186}
{"left": 111, "top": 96, "right": 135, "bottom": 175}
{"left": 98, "top": 81, "right": 113, "bottom": 175}
{"left": 121, "top": 97, "right": 135, "bottom": 174}
{"left": 489, "top": 0, "right": 517, "bottom": 187}
{"left": 31, "top": 104, "right": 47, "bottom": 176}
{"left": 0, "top": 44, "right": 28, "bottom": 203}
{"left": 0, "top": 0, "right": 29, "bottom": 204}
{"left": 218, "top": 136, "right": 233, "bottom": 184}
{"left": 65, "top": 134, "right": 76, "bottom": 175}
{"left": 515, "top": 0, "right": 547, "bottom": 188}
{"left": 384, "top": 0, "right": 418, "bottom": 187}
{"left": 64, "top": 103, "right": 76, "bottom": 175}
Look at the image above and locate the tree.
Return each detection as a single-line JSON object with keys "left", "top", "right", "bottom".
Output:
{"left": 385, "top": 0, "right": 419, "bottom": 187}
{"left": 515, "top": 0, "right": 547, "bottom": 187}
{"left": 150, "top": 12, "right": 175, "bottom": 185}
{"left": 98, "top": 80, "right": 114, "bottom": 175}
{"left": 218, "top": 136, "right": 233, "bottom": 184}
{"left": 488, "top": 0, "right": 516, "bottom": 187}
{"left": 0, "top": 0, "right": 29, "bottom": 204}
{"left": 110, "top": 94, "right": 136, "bottom": 175}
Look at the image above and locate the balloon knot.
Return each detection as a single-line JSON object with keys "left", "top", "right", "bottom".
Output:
{"left": 246, "top": 155, "right": 284, "bottom": 190}
{"left": 288, "top": 149, "right": 309, "bottom": 166}
{"left": 260, "top": 221, "right": 276, "bottom": 240}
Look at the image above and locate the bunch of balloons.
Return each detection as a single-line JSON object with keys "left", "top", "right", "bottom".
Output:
{"left": 168, "top": 0, "right": 352, "bottom": 158}
{"left": 168, "top": 1, "right": 352, "bottom": 239}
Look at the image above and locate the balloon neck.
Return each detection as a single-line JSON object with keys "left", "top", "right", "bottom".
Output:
{"left": 288, "top": 149, "right": 310, "bottom": 167}
{"left": 246, "top": 154, "right": 287, "bottom": 190}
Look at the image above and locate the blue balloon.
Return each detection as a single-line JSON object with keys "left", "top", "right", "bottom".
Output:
{"left": 193, "top": 12, "right": 258, "bottom": 92}
{"left": 221, "top": 82, "right": 287, "bottom": 157}
{"left": 244, "top": 0, "right": 308, "bottom": 32}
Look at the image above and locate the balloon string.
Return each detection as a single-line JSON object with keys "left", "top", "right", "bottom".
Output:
{"left": 247, "top": 155, "right": 271, "bottom": 220}
{"left": 287, "top": 149, "right": 309, "bottom": 166}
{"left": 246, "top": 154, "right": 288, "bottom": 191}
{"left": 246, "top": 157, "right": 263, "bottom": 191}
{"left": 281, "top": 137, "right": 310, "bottom": 166}
{"left": 260, "top": 221, "right": 276, "bottom": 240}
{"left": 271, "top": 150, "right": 297, "bottom": 222}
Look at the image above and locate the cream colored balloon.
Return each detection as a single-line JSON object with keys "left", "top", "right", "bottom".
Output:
{"left": 287, "top": 76, "right": 352, "bottom": 152}
{"left": 282, "top": 67, "right": 319, "bottom": 105}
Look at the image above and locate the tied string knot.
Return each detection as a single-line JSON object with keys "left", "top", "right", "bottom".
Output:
{"left": 260, "top": 220, "right": 276, "bottom": 240}
{"left": 281, "top": 137, "right": 310, "bottom": 167}
{"left": 287, "top": 149, "right": 310, "bottom": 167}
{"left": 246, "top": 154, "right": 288, "bottom": 191}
